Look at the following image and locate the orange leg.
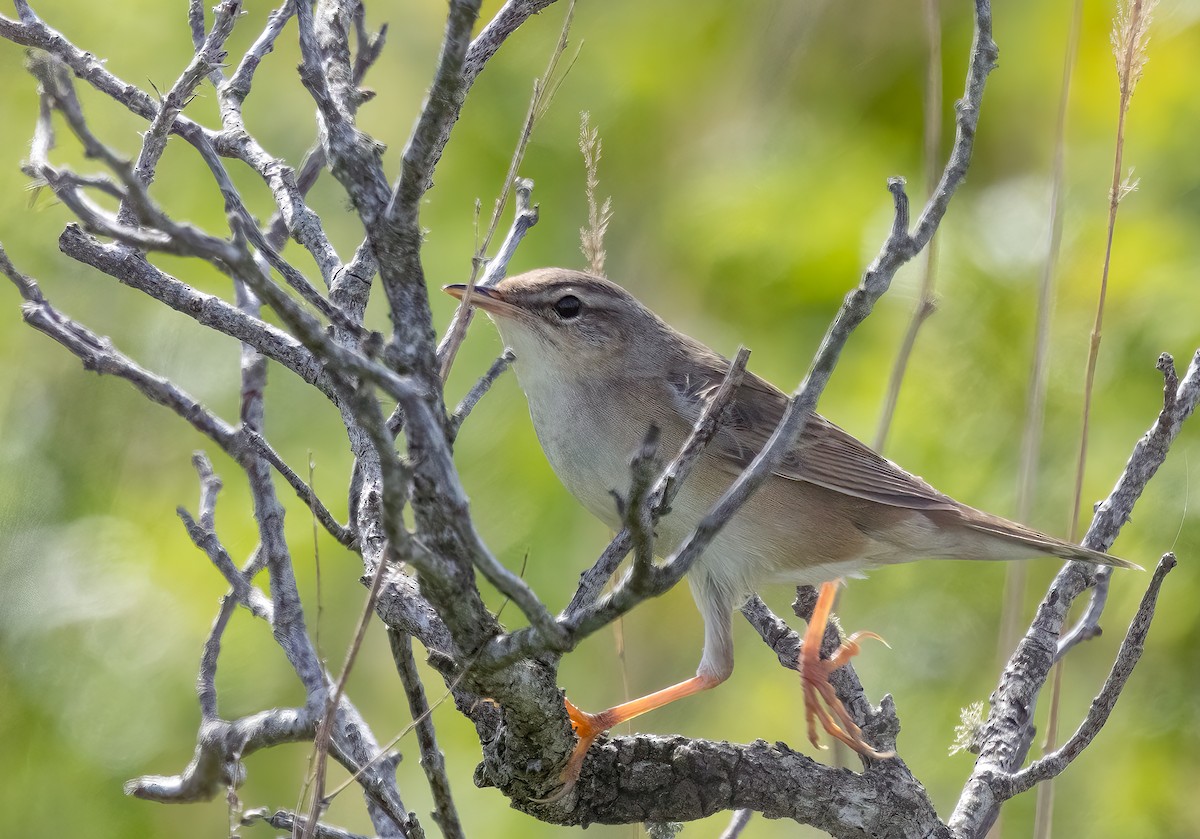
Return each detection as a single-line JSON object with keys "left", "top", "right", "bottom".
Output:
{"left": 534, "top": 673, "right": 722, "bottom": 803}
{"left": 799, "top": 580, "right": 893, "bottom": 760}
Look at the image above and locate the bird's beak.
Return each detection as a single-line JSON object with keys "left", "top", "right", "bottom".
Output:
{"left": 443, "top": 284, "right": 522, "bottom": 320}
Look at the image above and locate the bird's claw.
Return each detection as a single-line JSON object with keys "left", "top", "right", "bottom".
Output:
{"left": 800, "top": 629, "right": 893, "bottom": 760}
{"left": 530, "top": 698, "right": 608, "bottom": 804}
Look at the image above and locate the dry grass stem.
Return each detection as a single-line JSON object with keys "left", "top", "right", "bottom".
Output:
{"left": 1070, "top": 0, "right": 1157, "bottom": 541}
{"left": 1049, "top": 6, "right": 1156, "bottom": 835}
{"left": 1113, "top": 0, "right": 1157, "bottom": 104}
{"left": 579, "top": 111, "right": 613, "bottom": 277}
{"left": 1004, "top": 5, "right": 1085, "bottom": 836}
{"left": 873, "top": 0, "right": 942, "bottom": 453}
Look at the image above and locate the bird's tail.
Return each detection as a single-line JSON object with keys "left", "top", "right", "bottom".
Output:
{"left": 930, "top": 507, "right": 1141, "bottom": 570}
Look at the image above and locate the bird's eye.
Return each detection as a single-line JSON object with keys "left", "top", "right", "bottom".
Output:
{"left": 553, "top": 295, "right": 582, "bottom": 319}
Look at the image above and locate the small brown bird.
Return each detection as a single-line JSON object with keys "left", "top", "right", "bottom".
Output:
{"left": 445, "top": 268, "right": 1135, "bottom": 789}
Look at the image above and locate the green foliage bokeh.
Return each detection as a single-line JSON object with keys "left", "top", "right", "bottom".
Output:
{"left": 0, "top": 1, "right": 1197, "bottom": 837}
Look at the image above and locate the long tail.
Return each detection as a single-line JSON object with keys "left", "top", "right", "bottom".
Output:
{"left": 933, "top": 507, "right": 1142, "bottom": 570}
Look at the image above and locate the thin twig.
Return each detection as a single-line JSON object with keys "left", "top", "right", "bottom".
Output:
{"left": 245, "top": 431, "right": 354, "bottom": 546}
{"left": 448, "top": 349, "right": 517, "bottom": 441}
{"left": 437, "top": 179, "right": 540, "bottom": 379}
{"left": 1057, "top": 352, "right": 1198, "bottom": 659}
{"left": 872, "top": 0, "right": 941, "bottom": 453}
{"left": 178, "top": 508, "right": 273, "bottom": 619}
{"left": 389, "top": 630, "right": 465, "bottom": 839}
{"left": 950, "top": 348, "right": 1200, "bottom": 837}
{"left": 626, "top": 425, "right": 662, "bottom": 588}
{"left": 436, "top": 0, "right": 577, "bottom": 380}
{"left": 718, "top": 808, "right": 754, "bottom": 839}
{"left": 197, "top": 596, "right": 239, "bottom": 722}
{"left": 303, "top": 554, "right": 394, "bottom": 839}
{"left": 244, "top": 809, "right": 370, "bottom": 839}
{"left": 117, "top": 0, "right": 241, "bottom": 225}
{"left": 989, "top": 553, "right": 1176, "bottom": 798}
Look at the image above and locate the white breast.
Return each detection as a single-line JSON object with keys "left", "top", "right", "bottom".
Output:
{"left": 509, "top": 351, "right": 877, "bottom": 602}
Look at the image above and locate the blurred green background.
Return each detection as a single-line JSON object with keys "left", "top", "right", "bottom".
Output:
{"left": 1, "top": 1, "right": 1197, "bottom": 837}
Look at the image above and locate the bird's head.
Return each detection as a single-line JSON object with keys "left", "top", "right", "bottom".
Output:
{"left": 444, "top": 268, "right": 676, "bottom": 376}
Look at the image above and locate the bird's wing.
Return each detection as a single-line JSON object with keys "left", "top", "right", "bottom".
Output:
{"left": 667, "top": 353, "right": 958, "bottom": 512}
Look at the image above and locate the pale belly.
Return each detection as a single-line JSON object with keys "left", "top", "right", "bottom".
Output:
{"left": 523, "top": 376, "right": 881, "bottom": 601}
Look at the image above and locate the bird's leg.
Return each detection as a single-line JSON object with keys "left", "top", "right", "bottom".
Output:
{"left": 532, "top": 578, "right": 736, "bottom": 803}
{"left": 799, "top": 580, "right": 893, "bottom": 759}
{"left": 534, "top": 673, "right": 723, "bottom": 803}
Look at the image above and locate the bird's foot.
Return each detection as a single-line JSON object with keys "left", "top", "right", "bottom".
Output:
{"left": 800, "top": 629, "right": 894, "bottom": 759}
{"left": 799, "top": 580, "right": 894, "bottom": 760}
{"left": 532, "top": 674, "right": 721, "bottom": 803}
{"left": 530, "top": 698, "right": 612, "bottom": 804}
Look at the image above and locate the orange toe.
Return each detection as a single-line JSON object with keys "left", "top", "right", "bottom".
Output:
{"left": 531, "top": 699, "right": 611, "bottom": 804}
{"left": 798, "top": 581, "right": 893, "bottom": 760}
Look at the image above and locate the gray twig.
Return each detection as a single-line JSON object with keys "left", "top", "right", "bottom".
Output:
{"left": 118, "top": 0, "right": 241, "bottom": 225}
{"left": 389, "top": 630, "right": 465, "bottom": 839}
{"left": 3, "top": 240, "right": 352, "bottom": 548}
{"left": 448, "top": 349, "right": 516, "bottom": 441}
{"left": 224, "top": 2, "right": 297, "bottom": 112}
{"left": 243, "top": 430, "right": 355, "bottom": 547}
{"left": 436, "top": 0, "right": 574, "bottom": 383}
{"left": 464, "top": 0, "right": 562, "bottom": 85}
{"left": 437, "top": 178, "right": 540, "bottom": 379}
{"left": 995, "top": 554, "right": 1176, "bottom": 798}
{"left": 243, "top": 809, "right": 372, "bottom": 839}
{"left": 177, "top": 506, "right": 272, "bottom": 620}
{"left": 304, "top": 548, "right": 397, "bottom": 839}
{"left": 198, "top": 597, "right": 239, "bottom": 722}
{"left": 718, "top": 808, "right": 754, "bottom": 839}
{"left": 950, "top": 350, "right": 1200, "bottom": 837}
{"left": 1057, "top": 351, "right": 1200, "bottom": 659}
{"left": 626, "top": 425, "right": 662, "bottom": 588}
{"left": 125, "top": 707, "right": 313, "bottom": 803}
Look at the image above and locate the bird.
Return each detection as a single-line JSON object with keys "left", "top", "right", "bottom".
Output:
{"left": 444, "top": 267, "right": 1135, "bottom": 793}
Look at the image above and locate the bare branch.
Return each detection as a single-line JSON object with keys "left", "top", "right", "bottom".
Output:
{"left": 244, "top": 431, "right": 354, "bottom": 547}
{"left": 951, "top": 349, "right": 1200, "bottom": 837}
{"left": 197, "top": 597, "right": 239, "bottom": 722}
{"left": 177, "top": 506, "right": 272, "bottom": 620}
{"left": 438, "top": 178, "right": 540, "bottom": 379}
{"left": 304, "top": 550, "right": 394, "bottom": 839}
{"left": 125, "top": 707, "right": 313, "bottom": 803}
{"left": 718, "top": 809, "right": 754, "bottom": 839}
{"left": 244, "top": 809, "right": 372, "bottom": 839}
{"left": 389, "top": 630, "right": 465, "bottom": 839}
{"left": 224, "top": 2, "right": 297, "bottom": 112}
{"left": 464, "top": 0, "right": 562, "bottom": 84}
{"left": 625, "top": 425, "right": 662, "bottom": 587}
{"left": 448, "top": 349, "right": 517, "bottom": 441}
{"left": 59, "top": 229, "right": 333, "bottom": 395}
{"left": 118, "top": 0, "right": 242, "bottom": 223}
{"left": 994, "top": 553, "right": 1176, "bottom": 798}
